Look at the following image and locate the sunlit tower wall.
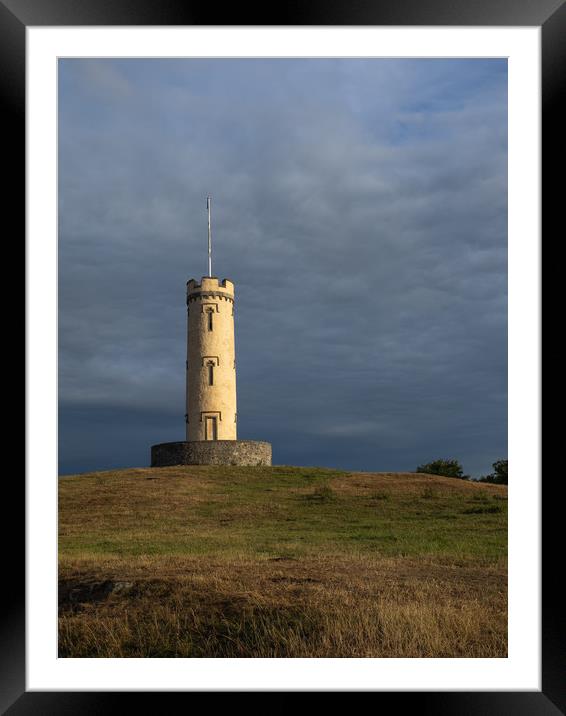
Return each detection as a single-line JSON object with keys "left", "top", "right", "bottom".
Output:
{"left": 186, "top": 277, "right": 237, "bottom": 442}
{"left": 150, "top": 196, "right": 271, "bottom": 468}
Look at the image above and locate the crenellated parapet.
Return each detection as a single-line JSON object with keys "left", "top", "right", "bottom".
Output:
{"left": 187, "top": 277, "right": 234, "bottom": 305}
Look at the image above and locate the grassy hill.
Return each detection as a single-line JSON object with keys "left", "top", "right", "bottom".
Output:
{"left": 59, "top": 465, "right": 507, "bottom": 658}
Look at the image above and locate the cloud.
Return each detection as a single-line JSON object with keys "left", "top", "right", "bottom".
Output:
{"left": 80, "top": 60, "right": 134, "bottom": 99}
{"left": 58, "top": 58, "right": 507, "bottom": 477}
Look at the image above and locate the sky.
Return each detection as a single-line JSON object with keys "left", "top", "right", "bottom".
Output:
{"left": 58, "top": 58, "right": 507, "bottom": 477}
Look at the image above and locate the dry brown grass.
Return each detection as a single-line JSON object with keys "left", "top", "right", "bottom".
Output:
{"left": 59, "top": 555, "right": 506, "bottom": 658}
{"left": 59, "top": 466, "right": 507, "bottom": 657}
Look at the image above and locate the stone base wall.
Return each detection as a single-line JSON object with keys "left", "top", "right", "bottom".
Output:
{"left": 151, "top": 440, "right": 272, "bottom": 467}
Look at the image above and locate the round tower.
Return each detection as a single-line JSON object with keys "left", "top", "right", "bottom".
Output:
{"left": 150, "top": 196, "right": 271, "bottom": 467}
{"left": 186, "top": 276, "right": 237, "bottom": 441}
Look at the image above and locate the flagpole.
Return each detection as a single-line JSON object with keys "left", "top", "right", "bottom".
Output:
{"left": 207, "top": 196, "right": 212, "bottom": 277}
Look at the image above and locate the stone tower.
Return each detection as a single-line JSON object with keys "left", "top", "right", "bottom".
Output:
{"left": 150, "top": 198, "right": 272, "bottom": 468}
{"left": 186, "top": 276, "right": 237, "bottom": 441}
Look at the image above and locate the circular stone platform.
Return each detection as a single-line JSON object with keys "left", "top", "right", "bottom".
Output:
{"left": 151, "top": 440, "right": 272, "bottom": 467}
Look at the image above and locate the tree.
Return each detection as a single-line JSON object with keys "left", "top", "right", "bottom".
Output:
{"left": 479, "top": 459, "right": 508, "bottom": 484}
{"left": 416, "top": 459, "right": 468, "bottom": 479}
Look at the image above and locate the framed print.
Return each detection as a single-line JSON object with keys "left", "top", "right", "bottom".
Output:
{"left": 10, "top": 0, "right": 560, "bottom": 709}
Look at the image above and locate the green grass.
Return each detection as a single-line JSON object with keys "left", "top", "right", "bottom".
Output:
{"left": 59, "top": 465, "right": 507, "bottom": 561}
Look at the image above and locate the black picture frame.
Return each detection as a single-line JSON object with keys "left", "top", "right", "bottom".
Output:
{"left": 10, "top": 0, "right": 558, "bottom": 710}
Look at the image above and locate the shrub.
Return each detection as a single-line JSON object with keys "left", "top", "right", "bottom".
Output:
{"left": 479, "top": 459, "right": 508, "bottom": 485}
{"left": 416, "top": 459, "right": 468, "bottom": 480}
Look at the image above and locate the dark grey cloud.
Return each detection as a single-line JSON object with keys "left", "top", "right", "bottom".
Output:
{"left": 58, "top": 59, "right": 507, "bottom": 477}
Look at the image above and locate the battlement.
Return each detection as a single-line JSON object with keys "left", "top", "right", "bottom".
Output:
{"left": 187, "top": 277, "right": 235, "bottom": 304}
{"left": 187, "top": 277, "right": 234, "bottom": 294}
